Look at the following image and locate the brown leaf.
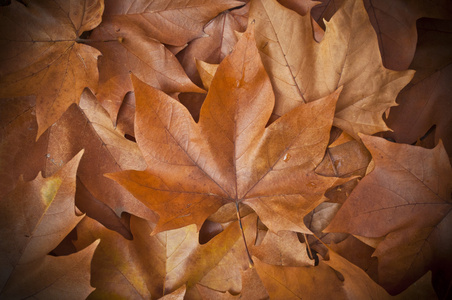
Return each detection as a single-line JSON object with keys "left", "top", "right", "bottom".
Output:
{"left": 0, "top": 0, "right": 103, "bottom": 138}
{"left": 385, "top": 18, "right": 452, "bottom": 160}
{"left": 316, "top": 137, "right": 372, "bottom": 203}
{"left": 0, "top": 151, "right": 98, "bottom": 298}
{"left": 9, "top": 90, "right": 156, "bottom": 236}
{"left": 249, "top": 0, "right": 414, "bottom": 138}
{"left": 254, "top": 250, "right": 398, "bottom": 299}
{"left": 73, "top": 213, "right": 257, "bottom": 298}
{"left": 177, "top": 2, "right": 249, "bottom": 121}
{"left": 278, "top": 0, "right": 318, "bottom": 16}
{"left": 90, "top": 20, "right": 205, "bottom": 123}
{"left": 251, "top": 230, "right": 313, "bottom": 267}
{"left": 107, "top": 25, "right": 347, "bottom": 234}
{"left": 196, "top": 268, "right": 269, "bottom": 299}
{"left": 101, "top": 0, "right": 244, "bottom": 46}
{"left": 46, "top": 90, "right": 156, "bottom": 229}
{"left": 177, "top": 2, "right": 249, "bottom": 83}
{"left": 329, "top": 235, "right": 379, "bottom": 282}
{"left": 315, "top": 0, "right": 452, "bottom": 70}
{"left": 326, "top": 134, "right": 452, "bottom": 294}
{"left": 0, "top": 96, "right": 37, "bottom": 198}
{"left": 160, "top": 285, "right": 186, "bottom": 300}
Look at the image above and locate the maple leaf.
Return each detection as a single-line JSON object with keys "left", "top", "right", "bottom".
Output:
{"left": 0, "top": 89, "right": 156, "bottom": 237}
{"left": 249, "top": 0, "right": 414, "bottom": 138}
{"left": 73, "top": 213, "right": 257, "bottom": 298}
{"left": 90, "top": 0, "right": 243, "bottom": 123}
{"left": 89, "top": 19, "right": 205, "bottom": 124}
{"left": 0, "top": 151, "right": 99, "bottom": 298}
{"left": 40, "top": 89, "right": 157, "bottom": 235}
{"left": 177, "top": 2, "right": 249, "bottom": 121}
{"left": 107, "top": 25, "right": 347, "bottom": 235}
{"left": 0, "top": 0, "right": 104, "bottom": 138}
{"left": 312, "top": 0, "right": 452, "bottom": 71}
{"left": 326, "top": 134, "right": 452, "bottom": 294}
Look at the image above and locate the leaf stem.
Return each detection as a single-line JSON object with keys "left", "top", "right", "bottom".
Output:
{"left": 303, "top": 233, "right": 314, "bottom": 260}
{"left": 235, "top": 202, "right": 254, "bottom": 268}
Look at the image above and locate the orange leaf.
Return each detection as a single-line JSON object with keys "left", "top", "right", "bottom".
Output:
{"left": 107, "top": 25, "right": 347, "bottom": 234}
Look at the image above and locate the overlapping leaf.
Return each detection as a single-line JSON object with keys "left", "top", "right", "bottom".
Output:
{"left": 249, "top": 0, "right": 414, "bottom": 138}
{"left": 90, "top": 0, "right": 243, "bottom": 122}
{"left": 107, "top": 25, "right": 347, "bottom": 234}
{"left": 312, "top": 0, "right": 452, "bottom": 71}
{"left": 0, "top": 0, "right": 104, "bottom": 138}
{"left": 385, "top": 18, "right": 452, "bottom": 160}
{"left": 326, "top": 134, "right": 452, "bottom": 293}
{"left": 0, "top": 151, "right": 98, "bottom": 298}
{"left": 73, "top": 213, "right": 257, "bottom": 298}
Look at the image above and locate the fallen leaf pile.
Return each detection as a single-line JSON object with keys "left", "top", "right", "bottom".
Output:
{"left": 0, "top": 0, "right": 451, "bottom": 299}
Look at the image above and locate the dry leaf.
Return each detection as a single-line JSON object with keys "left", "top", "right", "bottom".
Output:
{"left": 312, "top": 0, "right": 452, "bottom": 70}
{"left": 249, "top": 0, "right": 414, "bottom": 138}
{"left": 0, "top": 0, "right": 103, "bottom": 138}
{"left": 107, "top": 25, "right": 347, "bottom": 234}
{"left": 326, "top": 134, "right": 452, "bottom": 294}
{"left": 0, "top": 151, "right": 98, "bottom": 298}
{"left": 385, "top": 18, "right": 452, "bottom": 160}
{"left": 74, "top": 213, "right": 257, "bottom": 298}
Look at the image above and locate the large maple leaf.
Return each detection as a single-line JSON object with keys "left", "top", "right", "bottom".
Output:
{"left": 107, "top": 25, "right": 347, "bottom": 235}
{"left": 0, "top": 151, "right": 99, "bottom": 298}
{"left": 0, "top": 0, "right": 104, "bottom": 138}
{"left": 326, "top": 134, "right": 452, "bottom": 294}
{"left": 249, "top": 0, "right": 415, "bottom": 138}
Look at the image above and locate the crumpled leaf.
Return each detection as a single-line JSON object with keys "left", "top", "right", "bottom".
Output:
{"left": 249, "top": 0, "right": 414, "bottom": 138}
{"left": 73, "top": 213, "right": 257, "bottom": 298}
{"left": 0, "top": 0, "right": 104, "bottom": 138}
{"left": 0, "top": 151, "right": 99, "bottom": 298}
{"left": 326, "top": 134, "right": 452, "bottom": 294}
{"left": 107, "top": 25, "right": 347, "bottom": 234}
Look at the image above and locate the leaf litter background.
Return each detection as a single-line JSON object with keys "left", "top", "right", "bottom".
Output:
{"left": 0, "top": 0, "right": 451, "bottom": 299}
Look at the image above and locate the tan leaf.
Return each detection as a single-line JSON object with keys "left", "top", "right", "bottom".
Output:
{"left": 73, "top": 213, "right": 257, "bottom": 298}
{"left": 312, "top": 0, "right": 452, "bottom": 70}
{"left": 249, "top": 0, "right": 414, "bottom": 138}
